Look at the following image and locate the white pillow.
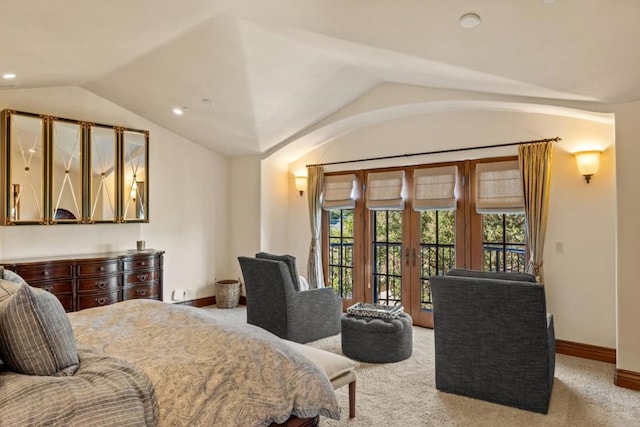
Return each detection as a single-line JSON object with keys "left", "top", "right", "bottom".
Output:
{"left": 298, "top": 276, "right": 310, "bottom": 291}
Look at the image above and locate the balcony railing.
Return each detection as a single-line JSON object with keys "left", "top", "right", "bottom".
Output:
{"left": 329, "top": 242, "right": 526, "bottom": 310}
{"left": 483, "top": 244, "right": 526, "bottom": 273}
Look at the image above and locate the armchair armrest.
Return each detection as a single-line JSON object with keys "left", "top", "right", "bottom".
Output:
{"left": 287, "top": 288, "right": 342, "bottom": 343}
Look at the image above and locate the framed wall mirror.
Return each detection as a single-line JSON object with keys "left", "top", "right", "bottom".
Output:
{"left": 121, "top": 129, "right": 148, "bottom": 222}
{"left": 1, "top": 109, "right": 150, "bottom": 226}
{"left": 89, "top": 125, "right": 118, "bottom": 223}
{"left": 2, "top": 111, "right": 47, "bottom": 224}
{"left": 50, "top": 118, "right": 83, "bottom": 223}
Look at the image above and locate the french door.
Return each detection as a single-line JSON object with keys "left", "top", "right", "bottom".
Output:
{"left": 322, "top": 157, "right": 525, "bottom": 328}
{"left": 362, "top": 166, "right": 465, "bottom": 328}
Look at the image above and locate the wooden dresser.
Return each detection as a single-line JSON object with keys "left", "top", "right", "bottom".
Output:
{"left": 0, "top": 250, "right": 164, "bottom": 312}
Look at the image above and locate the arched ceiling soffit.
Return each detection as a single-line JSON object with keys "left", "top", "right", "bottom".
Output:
{"left": 270, "top": 100, "right": 614, "bottom": 163}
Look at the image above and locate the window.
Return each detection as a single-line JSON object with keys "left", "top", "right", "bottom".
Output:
{"left": 482, "top": 213, "right": 526, "bottom": 272}
{"left": 328, "top": 209, "right": 354, "bottom": 299}
{"left": 372, "top": 210, "right": 403, "bottom": 305}
{"left": 321, "top": 157, "right": 526, "bottom": 327}
{"left": 419, "top": 210, "right": 456, "bottom": 310}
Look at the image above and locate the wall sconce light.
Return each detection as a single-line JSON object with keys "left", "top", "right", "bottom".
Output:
{"left": 574, "top": 150, "right": 602, "bottom": 184}
{"left": 294, "top": 176, "right": 307, "bottom": 196}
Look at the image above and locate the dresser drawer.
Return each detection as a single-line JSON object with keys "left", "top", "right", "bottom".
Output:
{"left": 76, "top": 259, "right": 120, "bottom": 277}
{"left": 56, "top": 294, "right": 74, "bottom": 313}
{"left": 77, "top": 290, "right": 119, "bottom": 310}
{"left": 77, "top": 275, "right": 120, "bottom": 293}
{"left": 124, "top": 282, "right": 159, "bottom": 300}
{"left": 15, "top": 263, "right": 73, "bottom": 282}
{"left": 124, "top": 269, "right": 158, "bottom": 285}
{"left": 32, "top": 281, "right": 74, "bottom": 312}
{"left": 123, "top": 255, "right": 158, "bottom": 271}
{"left": 32, "top": 279, "right": 73, "bottom": 294}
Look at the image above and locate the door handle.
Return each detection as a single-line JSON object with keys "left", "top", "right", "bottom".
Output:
{"left": 404, "top": 248, "right": 410, "bottom": 266}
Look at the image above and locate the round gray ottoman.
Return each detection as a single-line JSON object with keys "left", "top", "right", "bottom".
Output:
{"left": 341, "top": 313, "right": 413, "bottom": 363}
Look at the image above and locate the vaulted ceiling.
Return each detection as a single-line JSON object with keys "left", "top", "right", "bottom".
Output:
{"left": 1, "top": 1, "right": 637, "bottom": 157}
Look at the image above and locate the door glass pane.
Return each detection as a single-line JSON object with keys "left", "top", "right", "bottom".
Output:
{"left": 51, "top": 119, "right": 82, "bottom": 222}
{"left": 419, "top": 210, "right": 456, "bottom": 310}
{"left": 89, "top": 126, "right": 117, "bottom": 222}
{"left": 122, "top": 130, "right": 147, "bottom": 221}
{"left": 372, "top": 210, "right": 402, "bottom": 305}
{"left": 482, "top": 213, "right": 526, "bottom": 272}
{"left": 328, "top": 209, "right": 354, "bottom": 299}
{"left": 9, "top": 114, "right": 45, "bottom": 223}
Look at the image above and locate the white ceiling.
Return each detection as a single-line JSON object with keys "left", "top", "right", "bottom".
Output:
{"left": 1, "top": 0, "right": 638, "bottom": 157}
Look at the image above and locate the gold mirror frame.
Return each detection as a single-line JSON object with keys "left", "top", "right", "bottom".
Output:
{"left": 0, "top": 109, "right": 149, "bottom": 226}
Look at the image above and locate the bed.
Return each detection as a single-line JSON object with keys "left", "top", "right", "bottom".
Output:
{"left": 0, "top": 281, "right": 341, "bottom": 427}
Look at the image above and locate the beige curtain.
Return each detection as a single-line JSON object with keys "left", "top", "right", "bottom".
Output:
{"left": 307, "top": 165, "right": 325, "bottom": 288}
{"left": 518, "top": 142, "right": 553, "bottom": 283}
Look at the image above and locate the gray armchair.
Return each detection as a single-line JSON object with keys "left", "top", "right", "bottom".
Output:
{"left": 238, "top": 256, "right": 342, "bottom": 343}
{"left": 430, "top": 270, "right": 555, "bottom": 414}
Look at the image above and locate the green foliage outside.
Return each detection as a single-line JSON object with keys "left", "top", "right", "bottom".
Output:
{"left": 328, "top": 209, "right": 354, "bottom": 298}
{"left": 482, "top": 213, "right": 526, "bottom": 272}
{"left": 327, "top": 208, "right": 526, "bottom": 306}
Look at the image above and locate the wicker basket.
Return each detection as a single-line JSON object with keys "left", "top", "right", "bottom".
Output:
{"left": 215, "top": 279, "right": 241, "bottom": 309}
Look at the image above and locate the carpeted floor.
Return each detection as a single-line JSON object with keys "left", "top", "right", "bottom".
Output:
{"left": 200, "top": 305, "right": 640, "bottom": 427}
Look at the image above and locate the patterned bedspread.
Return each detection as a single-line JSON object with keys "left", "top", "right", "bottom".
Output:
{"left": 0, "top": 345, "right": 158, "bottom": 426}
{"left": 68, "top": 300, "right": 340, "bottom": 427}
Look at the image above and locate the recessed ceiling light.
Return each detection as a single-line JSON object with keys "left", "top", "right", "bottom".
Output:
{"left": 202, "top": 98, "right": 215, "bottom": 107}
{"left": 2, "top": 73, "right": 16, "bottom": 80}
{"left": 542, "top": 0, "right": 556, "bottom": 4}
{"left": 459, "top": 13, "right": 481, "bottom": 29}
{"left": 172, "top": 108, "right": 184, "bottom": 116}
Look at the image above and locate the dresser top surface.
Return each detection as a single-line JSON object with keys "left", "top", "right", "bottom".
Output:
{"left": 0, "top": 250, "right": 165, "bottom": 265}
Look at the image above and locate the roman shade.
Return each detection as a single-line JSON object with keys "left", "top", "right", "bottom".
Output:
{"left": 413, "top": 166, "right": 457, "bottom": 211}
{"left": 322, "top": 174, "right": 356, "bottom": 210}
{"left": 366, "top": 170, "right": 405, "bottom": 211}
{"left": 475, "top": 160, "right": 524, "bottom": 213}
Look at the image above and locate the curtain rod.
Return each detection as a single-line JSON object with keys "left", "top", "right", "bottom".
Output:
{"left": 306, "top": 137, "right": 561, "bottom": 167}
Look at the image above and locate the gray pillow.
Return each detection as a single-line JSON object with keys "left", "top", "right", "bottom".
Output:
{"left": 0, "top": 284, "right": 79, "bottom": 376}
{"left": 0, "top": 279, "right": 21, "bottom": 366}
{"left": 0, "top": 267, "right": 28, "bottom": 286}
{"left": 0, "top": 279, "right": 21, "bottom": 303}
{"left": 446, "top": 268, "right": 537, "bottom": 283}
{"left": 255, "top": 252, "right": 301, "bottom": 291}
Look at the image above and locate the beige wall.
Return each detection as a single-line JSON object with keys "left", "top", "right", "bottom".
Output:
{"left": 0, "top": 86, "right": 231, "bottom": 302}
{"left": 284, "top": 109, "right": 617, "bottom": 350}
{"left": 233, "top": 85, "right": 640, "bottom": 375}
{"left": 612, "top": 101, "right": 640, "bottom": 373}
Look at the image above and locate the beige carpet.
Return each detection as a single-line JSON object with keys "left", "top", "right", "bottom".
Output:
{"left": 200, "top": 306, "right": 640, "bottom": 426}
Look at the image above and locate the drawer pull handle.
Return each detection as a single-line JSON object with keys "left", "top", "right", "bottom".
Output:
{"left": 139, "top": 262, "right": 146, "bottom": 266}
{"left": 96, "top": 281, "right": 106, "bottom": 289}
{"left": 42, "top": 271, "right": 49, "bottom": 276}
{"left": 137, "top": 274, "right": 148, "bottom": 282}
{"left": 136, "top": 289, "right": 147, "bottom": 296}
{"left": 99, "top": 266, "right": 105, "bottom": 272}
{"left": 42, "top": 286, "right": 52, "bottom": 292}
{"left": 96, "top": 297, "right": 108, "bottom": 305}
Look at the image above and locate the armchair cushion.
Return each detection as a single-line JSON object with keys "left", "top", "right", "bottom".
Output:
{"left": 287, "top": 287, "right": 342, "bottom": 343}
{"left": 256, "top": 252, "right": 301, "bottom": 290}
